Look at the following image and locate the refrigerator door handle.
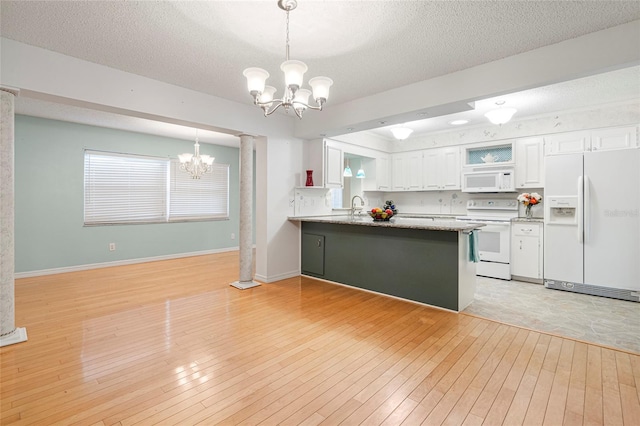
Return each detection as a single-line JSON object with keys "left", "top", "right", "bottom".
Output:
{"left": 584, "top": 175, "right": 590, "bottom": 243}
{"left": 577, "top": 175, "right": 583, "bottom": 243}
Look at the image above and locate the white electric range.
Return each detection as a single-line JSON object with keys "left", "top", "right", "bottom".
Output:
{"left": 456, "top": 199, "right": 518, "bottom": 280}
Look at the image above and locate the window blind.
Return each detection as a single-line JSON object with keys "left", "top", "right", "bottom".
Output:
{"left": 84, "top": 150, "right": 230, "bottom": 225}
{"left": 169, "top": 161, "right": 229, "bottom": 220}
{"left": 84, "top": 151, "right": 167, "bottom": 225}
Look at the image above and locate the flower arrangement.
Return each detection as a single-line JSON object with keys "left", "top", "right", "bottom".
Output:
{"left": 517, "top": 192, "right": 542, "bottom": 218}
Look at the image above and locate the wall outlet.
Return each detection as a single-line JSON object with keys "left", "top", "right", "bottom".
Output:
{"left": 231, "top": 233, "right": 235, "bottom": 240}
{"left": 109, "top": 243, "right": 116, "bottom": 251}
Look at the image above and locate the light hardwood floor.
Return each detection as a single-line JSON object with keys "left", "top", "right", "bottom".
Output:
{"left": 2, "top": 252, "right": 639, "bottom": 425}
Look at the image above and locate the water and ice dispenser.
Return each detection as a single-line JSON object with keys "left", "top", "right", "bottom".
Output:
{"left": 546, "top": 196, "right": 579, "bottom": 225}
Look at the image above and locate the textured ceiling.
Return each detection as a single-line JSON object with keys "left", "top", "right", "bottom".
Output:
{"left": 2, "top": 1, "right": 640, "bottom": 142}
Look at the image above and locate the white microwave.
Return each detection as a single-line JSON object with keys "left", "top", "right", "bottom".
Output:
{"left": 462, "top": 166, "right": 515, "bottom": 193}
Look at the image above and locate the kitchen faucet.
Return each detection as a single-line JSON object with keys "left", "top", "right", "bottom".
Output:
{"left": 351, "top": 195, "right": 365, "bottom": 216}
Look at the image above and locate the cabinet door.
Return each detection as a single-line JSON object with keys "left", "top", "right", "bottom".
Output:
{"left": 406, "top": 152, "right": 423, "bottom": 190}
{"left": 391, "top": 154, "right": 406, "bottom": 191}
{"left": 515, "top": 137, "right": 544, "bottom": 188}
{"left": 301, "top": 233, "right": 325, "bottom": 276}
{"left": 325, "top": 145, "right": 343, "bottom": 188}
{"left": 440, "top": 147, "right": 461, "bottom": 190}
{"left": 544, "top": 131, "right": 590, "bottom": 156}
{"left": 422, "top": 149, "right": 441, "bottom": 190}
{"left": 511, "top": 223, "right": 542, "bottom": 279}
{"left": 512, "top": 236, "right": 540, "bottom": 278}
{"left": 591, "top": 126, "right": 639, "bottom": 151}
{"left": 375, "top": 156, "right": 390, "bottom": 190}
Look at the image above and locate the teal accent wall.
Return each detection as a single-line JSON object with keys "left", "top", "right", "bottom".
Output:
{"left": 14, "top": 115, "right": 248, "bottom": 273}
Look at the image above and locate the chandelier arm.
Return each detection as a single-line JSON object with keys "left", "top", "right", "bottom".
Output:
{"left": 255, "top": 98, "right": 285, "bottom": 108}
{"left": 291, "top": 101, "right": 323, "bottom": 111}
{"left": 263, "top": 101, "right": 286, "bottom": 116}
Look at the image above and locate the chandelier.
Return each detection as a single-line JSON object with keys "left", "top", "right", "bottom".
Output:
{"left": 178, "top": 130, "right": 214, "bottom": 179}
{"left": 242, "top": 0, "right": 333, "bottom": 119}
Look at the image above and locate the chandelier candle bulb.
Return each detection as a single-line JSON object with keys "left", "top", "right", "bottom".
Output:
{"left": 242, "top": 68, "right": 269, "bottom": 95}
{"left": 281, "top": 60, "right": 308, "bottom": 89}
{"left": 309, "top": 77, "right": 333, "bottom": 103}
{"left": 259, "top": 86, "right": 277, "bottom": 107}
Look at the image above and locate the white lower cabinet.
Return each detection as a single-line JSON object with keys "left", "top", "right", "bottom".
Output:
{"left": 511, "top": 221, "right": 543, "bottom": 282}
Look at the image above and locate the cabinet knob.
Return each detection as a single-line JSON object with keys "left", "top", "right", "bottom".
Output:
{"left": 317, "top": 239, "right": 322, "bottom": 247}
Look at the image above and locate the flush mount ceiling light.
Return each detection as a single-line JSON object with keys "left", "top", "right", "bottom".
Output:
{"left": 178, "top": 130, "right": 214, "bottom": 179}
{"left": 484, "top": 101, "right": 517, "bottom": 125}
{"left": 390, "top": 127, "right": 413, "bottom": 140}
{"left": 242, "top": 0, "right": 333, "bottom": 119}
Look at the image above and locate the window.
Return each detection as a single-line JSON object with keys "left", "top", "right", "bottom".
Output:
{"left": 169, "top": 160, "right": 229, "bottom": 221}
{"left": 84, "top": 150, "right": 229, "bottom": 225}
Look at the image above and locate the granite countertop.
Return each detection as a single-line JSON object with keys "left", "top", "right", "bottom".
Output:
{"left": 511, "top": 217, "right": 544, "bottom": 223}
{"left": 289, "top": 214, "right": 484, "bottom": 232}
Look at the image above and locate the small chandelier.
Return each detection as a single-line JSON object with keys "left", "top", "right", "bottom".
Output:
{"left": 178, "top": 130, "right": 215, "bottom": 179}
{"left": 243, "top": 0, "right": 333, "bottom": 119}
{"left": 484, "top": 101, "right": 517, "bottom": 125}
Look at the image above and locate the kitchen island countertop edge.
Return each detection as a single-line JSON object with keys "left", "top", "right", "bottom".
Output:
{"left": 289, "top": 215, "right": 484, "bottom": 232}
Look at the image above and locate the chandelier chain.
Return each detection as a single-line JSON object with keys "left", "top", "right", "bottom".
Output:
{"left": 285, "top": 9, "right": 290, "bottom": 61}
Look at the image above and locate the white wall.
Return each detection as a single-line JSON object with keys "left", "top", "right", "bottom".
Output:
{"left": 255, "top": 137, "right": 304, "bottom": 282}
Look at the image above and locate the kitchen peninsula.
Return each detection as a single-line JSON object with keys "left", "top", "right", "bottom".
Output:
{"left": 290, "top": 215, "right": 484, "bottom": 312}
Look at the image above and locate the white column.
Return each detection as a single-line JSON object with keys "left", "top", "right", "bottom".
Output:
{"left": 231, "top": 134, "right": 260, "bottom": 289}
{"left": 0, "top": 87, "right": 27, "bottom": 346}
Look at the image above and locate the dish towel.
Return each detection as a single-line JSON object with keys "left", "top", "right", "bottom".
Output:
{"left": 469, "top": 230, "right": 480, "bottom": 263}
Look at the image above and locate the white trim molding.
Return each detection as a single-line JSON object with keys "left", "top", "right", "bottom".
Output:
{"left": 15, "top": 247, "right": 240, "bottom": 279}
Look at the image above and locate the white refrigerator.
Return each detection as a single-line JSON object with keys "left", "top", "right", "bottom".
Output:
{"left": 544, "top": 148, "right": 640, "bottom": 301}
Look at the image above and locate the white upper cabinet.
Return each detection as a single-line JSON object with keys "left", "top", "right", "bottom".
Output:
{"left": 544, "top": 130, "right": 591, "bottom": 156}
{"left": 515, "top": 137, "right": 544, "bottom": 188}
{"left": 375, "top": 155, "right": 391, "bottom": 191}
{"left": 544, "top": 126, "right": 639, "bottom": 156}
{"left": 423, "top": 146, "right": 461, "bottom": 191}
{"left": 391, "top": 151, "right": 423, "bottom": 191}
{"left": 590, "top": 126, "right": 639, "bottom": 151}
{"left": 303, "top": 139, "right": 343, "bottom": 188}
{"left": 325, "top": 144, "right": 343, "bottom": 188}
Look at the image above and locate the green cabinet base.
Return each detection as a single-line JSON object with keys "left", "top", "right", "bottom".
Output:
{"left": 301, "top": 222, "right": 465, "bottom": 311}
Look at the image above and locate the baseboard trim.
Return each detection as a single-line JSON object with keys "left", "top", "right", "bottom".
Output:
{"left": 15, "top": 247, "right": 240, "bottom": 279}
{"left": 254, "top": 270, "right": 300, "bottom": 283}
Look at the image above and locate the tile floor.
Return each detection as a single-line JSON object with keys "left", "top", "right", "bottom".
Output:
{"left": 463, "top": 277, "right": 640, "bottom": 354}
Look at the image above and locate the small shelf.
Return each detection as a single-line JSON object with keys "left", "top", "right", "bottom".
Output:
{"left": 295, "top": 186, "right": 328, "bottom": 190}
